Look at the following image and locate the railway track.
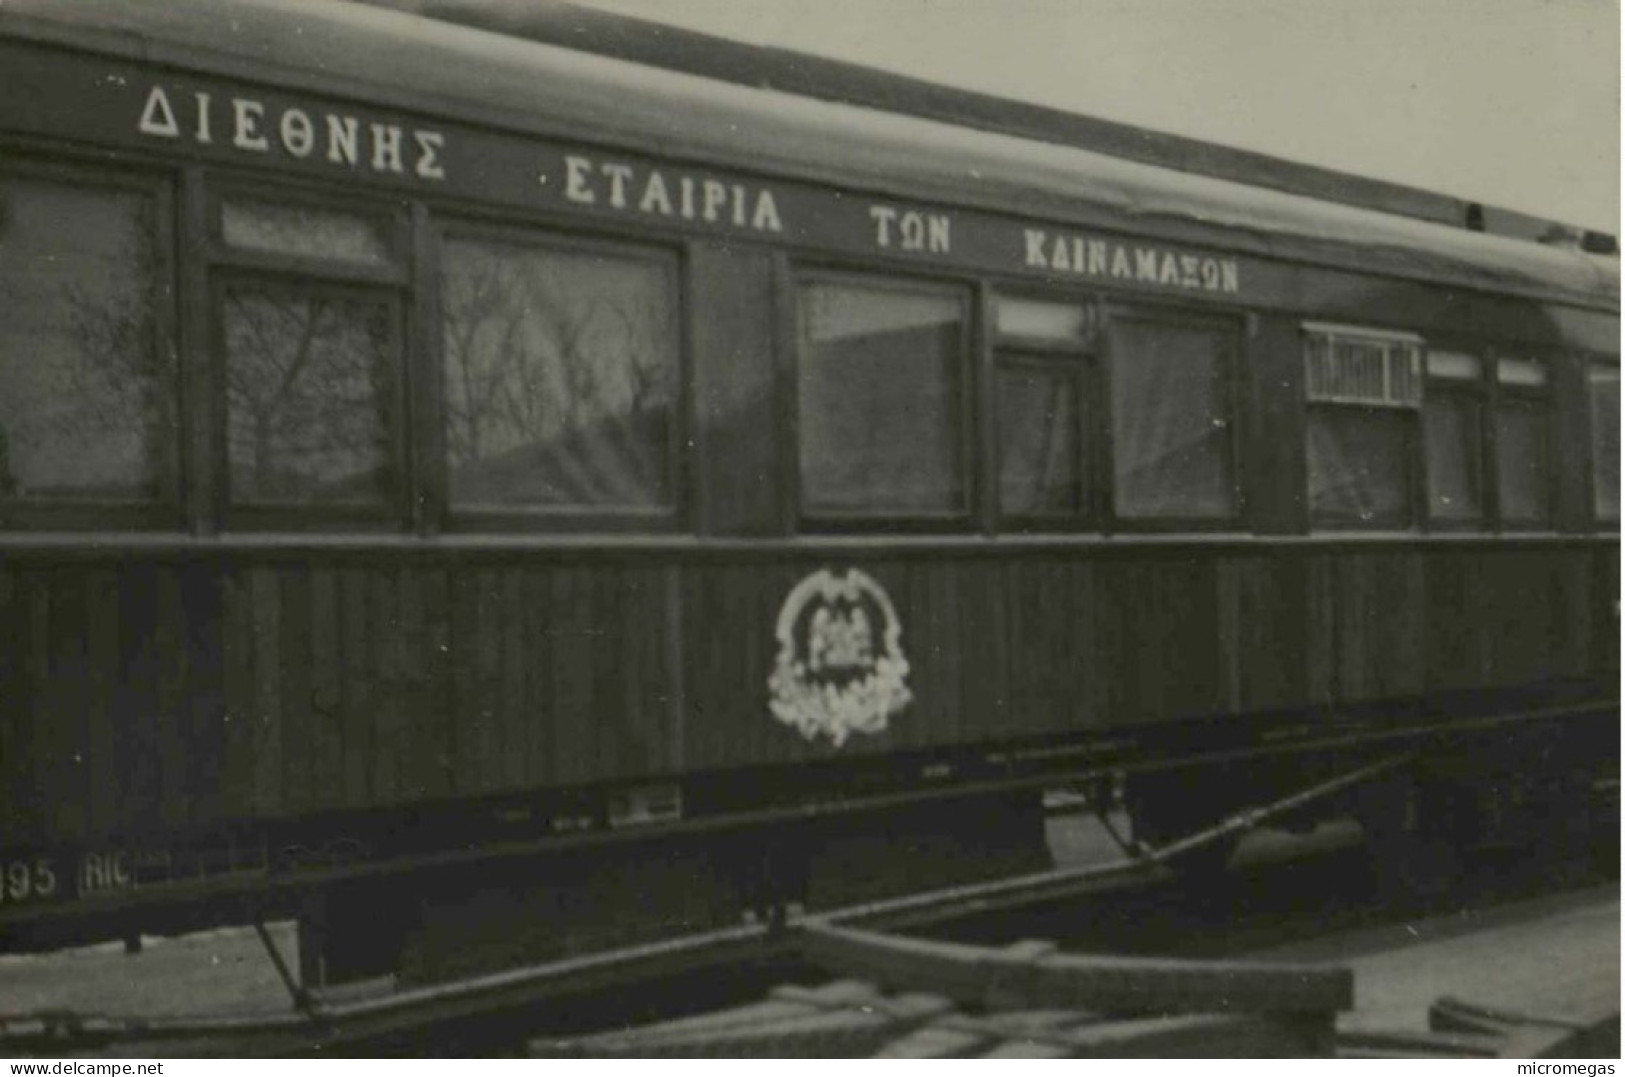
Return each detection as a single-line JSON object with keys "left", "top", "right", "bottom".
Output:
{"left": 529, "top": 837, "right": 1619, "bottom": 1059}
{"left": 1, "top": 756, "right": 1615, "bottom": 1058}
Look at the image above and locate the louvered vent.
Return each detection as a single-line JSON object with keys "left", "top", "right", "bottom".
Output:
{"left": 1303, "top": 323, "right": 1423, "bottom": 407}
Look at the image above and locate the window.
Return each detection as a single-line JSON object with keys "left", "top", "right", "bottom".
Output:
{"left": 1590, "top": 361, "right": 1619, "bottom": 522}
{"left": 221, "top": 198, "right": 392, "bottom": 266}
{"left": 0, "top": 172, "right": 174, "bottom": 503}
{"left": 797, "top": 277, "right": 969, "bottom": 517}
{"left": 1108, "top": 313, "right": 1237, "bottom": 520}
{"left": 212, "top": 191, "right": 406, "bottom": 524}
{"left": 995, "top": 297, "right": 1093, "bottom": 523}
{"left": 439, "top": 234, "right": 677, "bottom": 512}
{"left": 222, "top": 281, "right": 398, "bottom": 506}
{"left": 1303, "top": 323, "right": 1421, "bottom": 526}
{"left": 999, "top": 361, "right": 1084, "bottom": 516}
{"left": 1494, "top": 357, "right": 1551, "bottom": 526}
{"left": 1423, "top": 350, "right": 1485, "bottom": 524}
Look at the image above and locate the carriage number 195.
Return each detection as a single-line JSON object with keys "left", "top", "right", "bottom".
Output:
{"left": 0, "top": 859, "right": 58, "bottom": 903}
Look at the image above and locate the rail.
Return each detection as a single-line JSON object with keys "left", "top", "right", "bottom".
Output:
{"left": 0, "top": 753, "right": 1411, "bottom": 1056}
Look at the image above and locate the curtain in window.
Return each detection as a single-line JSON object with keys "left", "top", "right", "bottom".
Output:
{"left": 1307, "top": 406, "right": 1410, "bottom": 523}
{"left": 998, "top": 363, "right": 1082, "bottom": 516}
{"left": 798, "top": 283, "right": 965, "bottom": 514}
{"left": 1424, "top": 395, "right": 1483, "bottom": 522}
{"left": 1108, "top": 319, "right": 1234, "bottom": 518}
{"left": 1495, "top": 403, "right": 1550, "bottom": 523}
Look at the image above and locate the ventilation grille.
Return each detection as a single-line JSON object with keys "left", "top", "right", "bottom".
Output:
{"left": 1303, "top": 324, "right": 1423, "bottom": 407}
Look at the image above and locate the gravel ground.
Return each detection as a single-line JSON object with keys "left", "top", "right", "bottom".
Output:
{"left": 0, "top": 921, "right": 300, "bottom": 1020}
{"left": 1255, "top": 881, "right": 1620, "bottom": 1034}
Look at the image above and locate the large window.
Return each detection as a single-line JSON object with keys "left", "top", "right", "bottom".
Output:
{"left": 1423, "top": 350, "right": 1485, "bottom": 524}
{"left": 1303, "top": 323, "right": 1421, "bottom": 526}
{"left": 1591, "top": 360, "right": 1620, "bottom": 523}
{"left": 797, "top": 277, "right": 969, "bottom": 517}
{"left": 0, "top": 172, "right": 174, "bottom": 504}
{"left": 995, "top": 297, "right": 1093, "bottom": 523}
{"left": 1107, "top": 312, "right": 1237, "bottom": 520}
{"left": 439, "top": 233, "right": 678, "bottom": 512}
{"left": 1494, "top": 357, "right": 1551, "bottom": 526}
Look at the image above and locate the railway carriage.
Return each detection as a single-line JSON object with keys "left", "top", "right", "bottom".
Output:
{"left": 0, "top": 0, "right": 1616, "bottom": 984}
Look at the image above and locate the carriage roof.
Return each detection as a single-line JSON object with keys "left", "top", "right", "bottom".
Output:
{"left": 3, "top": 0, "right": 1617, "bottom": 313}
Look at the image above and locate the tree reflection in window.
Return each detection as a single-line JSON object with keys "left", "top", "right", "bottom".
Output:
{"left": 223, "top": 286, "right": 394, "bottom": 505}
{"left": 0, "top": 177, "right": 173, "bottom": 500}
{"left": 439, "top": 237, "right": 675, "bottom": 509}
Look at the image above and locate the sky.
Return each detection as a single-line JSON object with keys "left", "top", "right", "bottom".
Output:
{"left": 564, "top": 0, "right": 1620, "bottom": 235}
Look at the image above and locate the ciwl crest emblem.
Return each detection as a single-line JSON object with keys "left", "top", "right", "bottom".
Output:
{"left": 768, "top": 568, "right": 913, "bottom": 747}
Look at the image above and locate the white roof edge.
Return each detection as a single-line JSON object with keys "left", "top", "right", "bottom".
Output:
{"left": 2, "top": 0, "right": 1618, "bottom": 310}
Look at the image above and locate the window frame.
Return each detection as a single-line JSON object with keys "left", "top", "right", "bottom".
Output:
{"left": 1301, "top": 322, "right": 1423, "bottom": 531}
{"left": 207, "top": 179, "right": 408, "bottom": 288}
{"left": 791, "top": 267, "right": 977, "bottom": 532}
{"left": 994, "top": 349, "right": 1094, "bottom": 530}
{"left": 1489, "top": 352, "right": 1556, "bottom": 532}
{"left": 1419, "top": 345, "right": 1489, "bottom": 533}
{"left": 1101, "top": 301, "right": 1246, "bottom": 533}
{"left": 990, "top": 290, "right": 1100, "bottom": 532}
{"left": 1586, "top": 355, "right": 1620, "bottom": 528}
{"left": 210, "top": 268, "right": 411, "bottom": 532}
{"left": 428, "top": 217, "right": 687, "bottom": 533}
{"left": 0, "top": 155, "right": 182, "bottom": 531}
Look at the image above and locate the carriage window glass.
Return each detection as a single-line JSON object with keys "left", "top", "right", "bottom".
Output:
{"left": 223, "top": 283, "right": 396, "bottom": 506}
{"left": 798, "top": 280, "right": 967, "bottom": 515}
{"left": 1108, "top": 316, "right": 1235, "bottom": 519}
{"left": 1427, "top": 350, "right": 1482, "bottom": 381}
{"left": 1495, "top": 358, "right": 1550, "bottom": 525}
{"left": 1424, "top": 395, "right": 1483, "bottom": 521}
{"left": 1496, "top": 399, "right": 1551, "bottom": 524}
{"left": 1590, "top": 362, "right": 1619, "bottom": 521}
{"left": 1424, "top": 350, "right": 1484, "bottom": 523}
{"left": 1302, "top": 324, "right": 1421, "bottom": 526}
{"left": 998, "top": 361, "right": 1084, "bottom": 516}
{"left": 222, "top": 199, "right": 391, "bottom": 266}
{"left": 996, "top": 298, "right": 1092, "bottom": 343}
{"left": 1496, "top": 357, "right": 1548, "bottom": 388}
{"left": 439, "top": 236, "right": 676, "bottom": 510}
{"left": 1307, "top": 407, "right": 1411, "bottom": 523}
{"left": 0, "top": 175, "right": 173, "bottom": 501}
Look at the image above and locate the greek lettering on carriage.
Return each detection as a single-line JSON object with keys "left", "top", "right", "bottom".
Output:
{"left": 560, "top": 153, "right": 784, "bottom": 234}
{"left": 768, "top": 568, "right": 913, "bottom": 747}
{"left": 136, "top": 84, "right": 447, "bottom": 180}
{"left": 1023, "top": 227, "right": 1239, "bottom": 294}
